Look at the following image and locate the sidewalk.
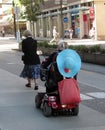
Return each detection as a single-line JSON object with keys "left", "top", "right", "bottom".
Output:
{"left": 35, "top": 37, "right": 105, "bottom": 46}
{"left": 0, "top": 66, "right": 105, "bottom": 130}
{"left": 1, "top": 36, "right": 105, "bottom": 46}
{"left": 0, "top": 39, "right": 105, "bottom": 130}
{"left": 81, "top": 63, "right": 105, "bottom": 75}
{"left": 0, "top": 53, "right": 105, "bottom": 130}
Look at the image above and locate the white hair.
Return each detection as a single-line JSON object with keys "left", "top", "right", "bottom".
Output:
{"left": 57, "top": 40, "right": 68, "bottom": 50}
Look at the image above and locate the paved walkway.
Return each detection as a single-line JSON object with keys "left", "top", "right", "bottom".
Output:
{"left": 0, "top": 37, "right": 105, "bottom": 130}
{"left": 81, "top": 63, "right": 105, "bottom": 74}
{"left": 36, "top": 37, "right": 105, "bottom": 45}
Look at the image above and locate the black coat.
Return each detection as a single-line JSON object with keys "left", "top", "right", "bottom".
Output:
{"left": 22, "top": 37, "right": 40, "bottom": 65}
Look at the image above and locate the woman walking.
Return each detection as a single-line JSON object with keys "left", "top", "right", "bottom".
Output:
{"left": 20, "top": 30, "right": 40, "bottom": 90}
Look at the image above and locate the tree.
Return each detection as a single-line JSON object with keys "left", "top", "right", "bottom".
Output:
{"left": 19, "top": 0, "right": 44, "bottom": 37}
{"left": 19, "top": 0, "right": 44, "bottom": 21}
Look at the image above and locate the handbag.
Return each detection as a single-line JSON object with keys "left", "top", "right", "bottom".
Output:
{"left": 58, "top": 78, "right": 81, "bottom": 105}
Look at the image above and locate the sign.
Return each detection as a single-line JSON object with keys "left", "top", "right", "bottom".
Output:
{"left": 63, "top": 17, "right": 68, "bottom": 22}
{"left": 14, "top": 6, "right": 20, "bottom": 15}
{"left": 62, "top": 0, "right": 67, "bottom": 5}
{"left": 14, "top": 6, "right": 20, "bottom": 20}
{"left": 55, "top": 0, "right": 60, "bottom": 4}
{"left": 55, "top": 0, "right": 67, "bottom": 5}
{"left": 83, "top": 14, "right": 87, "bottom": 22}
{"left": 90, "top": 7, "right": 94, "bottom": 19}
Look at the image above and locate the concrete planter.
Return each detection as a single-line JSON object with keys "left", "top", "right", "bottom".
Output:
{"left": 78, "top": 52, "right": 105, "bottom": 65}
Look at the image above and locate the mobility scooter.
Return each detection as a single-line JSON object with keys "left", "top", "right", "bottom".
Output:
{"left": 35, "top": 49, "right": 81, "bottom": 117}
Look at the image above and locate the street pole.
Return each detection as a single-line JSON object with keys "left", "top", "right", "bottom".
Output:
{"left": 12, "top": 0, "right": 16, "bottom": 38}
{"left": 60, "top": 0, "right": 64, "bottom": 39}
{"left": 15, "top": 6, "right": 21, "bottom": 43}
{"left": 31, "top": 0, "right": 35, "bottom": 38}
{"left": 55, "top": 0, "right": 65, "bottom": 38}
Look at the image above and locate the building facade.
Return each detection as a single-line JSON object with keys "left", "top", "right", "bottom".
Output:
{"left": 0, "top": 0, "right": 26, "bottom": 36}
{"left": 0, "top": 0, "right": 13, "bottom": 34}
{"left": 28, "top": 0, "right": 105, "bottom": 40}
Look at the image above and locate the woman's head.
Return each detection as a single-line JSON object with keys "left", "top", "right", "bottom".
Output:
{"left": 23, "top": 30, "right": 32, "bottom": 37}
{"left": 57, "top": 40, "right": 68, "bottom": 50}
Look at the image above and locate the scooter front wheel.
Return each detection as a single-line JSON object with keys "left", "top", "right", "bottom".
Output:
{"left": 35, "top": 94, "right": 41, "bottom": 108}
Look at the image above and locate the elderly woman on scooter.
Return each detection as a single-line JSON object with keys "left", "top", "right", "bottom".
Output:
{"left": 42, "top": 40, "right": 75, "bottom": 93}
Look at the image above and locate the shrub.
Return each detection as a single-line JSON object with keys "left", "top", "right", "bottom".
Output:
{"left": 101, "top": 49, "right": 105, "bottom": 54}
{"left": 37, "top": 41, "right": 105, "bottom": 55}
{"left": 89, "top": 45, "right": 101, "bottom": 53}
{"left": 69, "top": 45, "right": 89, "bottom": 53}
{"left": 38, "top": 41, "right": 57, "bottom": 48}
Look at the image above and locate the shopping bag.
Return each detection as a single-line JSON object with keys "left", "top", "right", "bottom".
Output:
{"left": 58, "top": 78, "right": 81, "bottom": 105}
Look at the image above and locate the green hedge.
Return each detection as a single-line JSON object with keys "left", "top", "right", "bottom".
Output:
{"left": 37, "top": 41, "right": 105, "bottom": 55}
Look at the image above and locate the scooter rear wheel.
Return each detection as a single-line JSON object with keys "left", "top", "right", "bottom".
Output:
{"left": 71, "top": 105, "right": 79, "bottom": 116}
{"left": 43, "top": 102, "right": 52, "bottom": 117}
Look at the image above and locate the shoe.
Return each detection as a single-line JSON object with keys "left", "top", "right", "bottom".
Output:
{"left": 25, "top": 83, "right": 31, "bottom": 88}
{"left": 34, "top": 86, "right": 38, "bottom": 90}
